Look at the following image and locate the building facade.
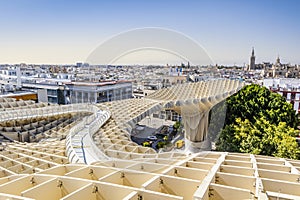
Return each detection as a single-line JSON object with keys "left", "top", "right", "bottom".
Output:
{"left": 66, "top": 81, "right": 132, "bottom": 104}
{"left": 263, "top": 78, "right": 300, "bottom": 113}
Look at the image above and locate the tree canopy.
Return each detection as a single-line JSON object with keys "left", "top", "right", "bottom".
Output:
{"left": 216, "top": 84, "right": 300, "bottom": 159}
{"left": 225, "top": 84, "right": 298, "bottom": 128}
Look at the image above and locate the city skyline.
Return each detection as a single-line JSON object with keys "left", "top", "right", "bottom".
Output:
{"left": 0, "top": 0, "right": 299, "bottom": 65}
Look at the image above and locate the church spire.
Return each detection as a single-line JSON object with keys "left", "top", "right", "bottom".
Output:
{"left": 249, "top": 47, "right": 256, "bottom": 70}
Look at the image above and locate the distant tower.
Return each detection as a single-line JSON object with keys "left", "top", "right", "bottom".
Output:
{"left": 249, "top": 47, "right": 255, "bottom": 70}
{"left": 276, "top": 55, "right": 281, "bottom": 64}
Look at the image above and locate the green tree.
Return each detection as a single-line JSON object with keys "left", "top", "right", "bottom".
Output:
{"left": 225, "top": 84, "right": 298, "bottom": 128}
{"left": 173, "top": 121, "right": 181, "bottom": 130}
{"left": 217, "top": 117, "right": 300, "bottom": 159}
{"left": 156, "top": 141, "right": 167, "bottom": 149}
{"left": 142, "top": 141, "right": 150, "bottom": 147}
{"left": 216, "top": 84, "right": 300, "bottom": 159}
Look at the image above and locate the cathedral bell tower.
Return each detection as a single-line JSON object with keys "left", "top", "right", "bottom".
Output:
{"left": 249, "top": 47, "right": 256, "bottom": 70}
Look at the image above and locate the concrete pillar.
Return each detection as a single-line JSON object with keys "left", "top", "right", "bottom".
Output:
{"left": 87, "top": 92, "right": 90, "bottom": 103}
{"left": 81, "top": 91, "right": 84, "bottom": 103}
{"left": 107, "top": 90, "right": 110, "bottom": 102}
{"left": 74, "top": 91, "right": 77, "bottom": 103}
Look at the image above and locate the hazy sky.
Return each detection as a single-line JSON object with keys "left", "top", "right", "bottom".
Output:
{"left": 0, "top": 0, "right": 299, "bottom": 65}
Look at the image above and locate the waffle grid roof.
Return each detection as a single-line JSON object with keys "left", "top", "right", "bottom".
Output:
{"left": 0, "top": 80, "right": 299, "bottom": 200}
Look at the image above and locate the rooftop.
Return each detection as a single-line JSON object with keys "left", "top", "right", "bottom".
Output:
{"left": 0, "top": 79, "right": 298, "bottom": 200}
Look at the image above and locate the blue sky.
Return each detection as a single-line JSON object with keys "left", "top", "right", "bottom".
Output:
{"left": 0, "top": 0, "right": 299, "bottom": 65}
